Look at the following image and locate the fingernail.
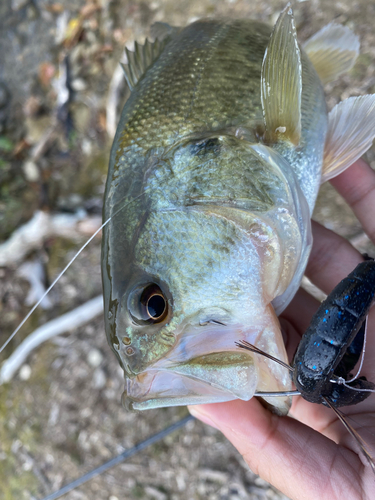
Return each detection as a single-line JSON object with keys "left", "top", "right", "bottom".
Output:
{"left": 188, "top": 407, "right": 220, "bottom": 430}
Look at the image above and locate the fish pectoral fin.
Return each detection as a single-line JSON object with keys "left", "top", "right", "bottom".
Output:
{"left": 121, "top": 37, "right": 170, "bottom": 91}
{"left": 261, "top": 4, "right": 302, "bottom": 146}
{"left": 303, "top": 23, "right": 360, "bottom": 85}
{"left": 322, "top": 95, "right": 375, "bottom": 182}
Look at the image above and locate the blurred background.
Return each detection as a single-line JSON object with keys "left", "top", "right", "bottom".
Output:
{"left": 1, "top": 0, "right": 375, "bottom": 499}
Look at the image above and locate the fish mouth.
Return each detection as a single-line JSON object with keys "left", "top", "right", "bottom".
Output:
{"left": 122, "top": 307, "right": 292, "bottom": 414}
{"left": 123, "top": 351, "right": 259, "bottom": 410}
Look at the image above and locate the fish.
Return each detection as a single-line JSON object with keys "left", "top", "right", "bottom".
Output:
{"left": 102, "top": 5, "right": 375, "bottom": 415}
{"left": 1, "top": 5, "right": 375, "bottom": 498}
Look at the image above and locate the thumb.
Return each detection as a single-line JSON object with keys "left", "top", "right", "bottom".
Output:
{"left": 188, "top": 399, "right": 362, "bottom": 500}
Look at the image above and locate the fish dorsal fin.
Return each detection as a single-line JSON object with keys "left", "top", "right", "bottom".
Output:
{"left": 121, "top": 36, "right": 170, "bottom": 91}
{"left": 303, "top": 23, "right": 360, "bottom": 85}
{"left": 322, "top": 94, "right": 375, "bottom": 182}
{"left": 261, "top": 5, "right": 302, "bottom": 146}
{"left": 150, "top": 22, "right": 180, "bottom": 40}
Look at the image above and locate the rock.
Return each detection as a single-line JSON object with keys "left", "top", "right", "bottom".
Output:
{"left": 19, "top": 364, "right": 31, "bottom": 381}
{"left": 87, "top": 348, "right": 103, "bottom": 368}
{"left": 22, "top": 160, "right": 40, "bottom": 182}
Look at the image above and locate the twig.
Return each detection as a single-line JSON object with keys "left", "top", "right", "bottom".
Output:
{"left": 106, "top": 61, "right": 126, "bottom": 138}
{"left": 0, "top": 295, "right": 103, "bottom": 384}
{"left": 0, "top": 210, "right": 102, "bottom": 267}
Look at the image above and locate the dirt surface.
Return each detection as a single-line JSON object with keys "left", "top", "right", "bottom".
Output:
{"left": 1, "top": 1, "right": 375, "bottom": 499}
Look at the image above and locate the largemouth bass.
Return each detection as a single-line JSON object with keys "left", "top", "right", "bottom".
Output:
{"left": 102, "top": 6, "right": 375, "bottom": 413}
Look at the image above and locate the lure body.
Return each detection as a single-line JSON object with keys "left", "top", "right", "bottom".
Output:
{"left": 293, "top": 260, "right": 375, "bottom": 406}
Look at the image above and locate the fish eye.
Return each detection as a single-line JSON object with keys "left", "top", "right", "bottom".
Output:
{"left": 141, "top": 285, "right": 167, "bottom": 321}
{"left": 128, "top": 283, "right": 169, "bottom": 325}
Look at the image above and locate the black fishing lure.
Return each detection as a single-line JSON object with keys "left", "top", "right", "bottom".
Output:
{"left": 292, "top": 258, "right": 375, "bottom": 407}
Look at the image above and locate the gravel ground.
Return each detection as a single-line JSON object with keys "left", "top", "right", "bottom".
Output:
{"left": 1, "top": 1, "right": 375, "bottom": 499}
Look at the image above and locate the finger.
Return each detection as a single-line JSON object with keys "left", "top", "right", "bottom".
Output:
{"left": 306, "top": 220, "right": 363, "bottom": 295}
{"left": 280, "top": 288, "right": 320, "bottom": 359}
{"left": 330, "top": 159, "right": 375, "bottom": 244}
{"left": 189, "top": 400, "right": 365, "bottom": 500}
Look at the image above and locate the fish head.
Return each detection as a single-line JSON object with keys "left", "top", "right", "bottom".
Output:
{"left": 103, "top": 137, "right": 302, "bottom": 413}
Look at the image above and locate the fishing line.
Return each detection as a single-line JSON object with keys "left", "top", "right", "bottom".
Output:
{"left": 0, "top": 189, "right": 149, "bottom": 353}
{"left": 1, "top": 221, "right": 108, "bottom": 353}
{"left": 331, "top": 382, "right": 375, "bottom": 393}
{"left": 336, "top": 411, "right": 375, "bottom": 445}
{"left": 254, "top": 390, "right": 301, "bottom": 397}
{"left": 323, "top": 397, "right": 375, "bottom": 473}
{"left": 330, "top": 371, "right": 375, "bottom": 393}
{"left": 328, "top": 317, "right": 375, "bottom": 393}
{"left": 345, "top": 316, "right": 368, "bottom": 383}
{"left": 238, "top": 340, "right": 375, "bottom": 394}
{"left": 39, "top": 414, "right": 194, "bottom": 500}
{"left": 235, "top": 340, "right": 294, "bottom": 372}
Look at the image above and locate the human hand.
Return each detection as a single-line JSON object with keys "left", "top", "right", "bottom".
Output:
{"left": 188, "top": 158, "right": 375, "bottom": 500}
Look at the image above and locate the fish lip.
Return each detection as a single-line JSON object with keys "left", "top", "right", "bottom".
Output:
{"left": 123, "top": 350, "right": 259, "bottom": 409}
{"left": 124, "top": 373, "right": 242, "bottom": 411}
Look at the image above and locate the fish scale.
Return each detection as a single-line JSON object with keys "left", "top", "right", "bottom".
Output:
{"left": 116, "top": 20, "right": 265, "bottom": 150}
